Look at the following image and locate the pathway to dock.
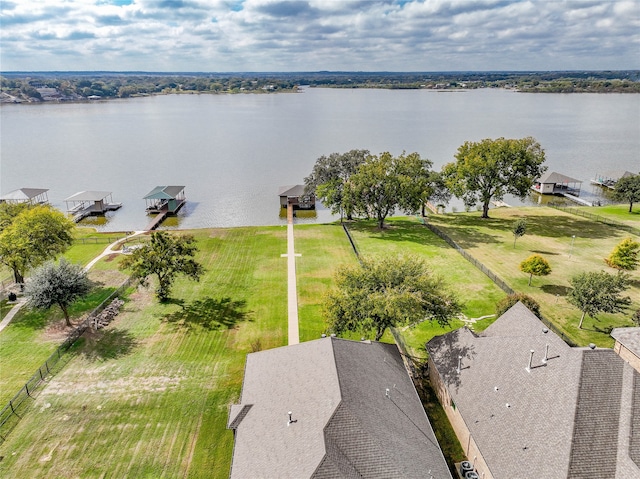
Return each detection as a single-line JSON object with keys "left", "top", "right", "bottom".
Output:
{"left": 282, "top": 204, "right": 301, "bottom": 345}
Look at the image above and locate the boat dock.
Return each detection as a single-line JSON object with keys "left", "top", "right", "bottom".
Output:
{"left": 143, "top": 186, "right": 186, "bottom": 230}
{"left": 64, "top": 191, "right": 122, "bottom": 223}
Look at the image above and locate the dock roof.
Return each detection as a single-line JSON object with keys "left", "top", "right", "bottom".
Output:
{"left": 64, "top": 191, "right": 113, "bottom": 202}
{"left": 278, "top": 185, "right": 307, "bottom": 197}
{"left": 0, "top": 188, "right": 48, "bottom": 202}
{"left": 143, "top": 186, "right": 185, "bottom": 200}
{"left": 537, "top": 171, "right": 582, "bottom": 184}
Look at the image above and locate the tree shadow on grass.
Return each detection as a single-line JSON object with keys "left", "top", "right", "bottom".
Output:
{"left": 81, "top": 328, "right": 138, "bottom": 361}
{"left": 530, "top": 250, "right": 560, "bottom": 256}
{"left": 541, "top": 284, "right": 571, "bottom": 296}
{"left": 162, "top": 297, "right": 252, "bottom": 331}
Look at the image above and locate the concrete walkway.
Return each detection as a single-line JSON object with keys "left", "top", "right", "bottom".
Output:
{"left": 281, "top": 205, "right": 301, "bottom": 345}
{"left": 0, "top": 297, "right": 26, "bottom": 333}
{"left": 84, "top": 231, "right": 145, "bottom": 271}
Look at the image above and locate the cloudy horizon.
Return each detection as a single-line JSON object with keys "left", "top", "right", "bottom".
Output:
{"left": 1, "top": 0, "right": 638, "bottom": 73}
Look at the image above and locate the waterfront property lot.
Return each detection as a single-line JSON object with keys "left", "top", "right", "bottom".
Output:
{"left": 574, "top": 204, "right": 640, "bottom": 230}
{"left": 346, "top": 217, "right": 505, "bottom": 355}
{"left": 428, "top": 206, "right": 640, "bottom": 347}
{"left": 0, "top": 227, "right": 287, "bottom": 479}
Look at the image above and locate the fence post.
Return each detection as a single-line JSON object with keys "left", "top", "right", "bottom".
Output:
{"left": 25, "top": 384, "right": 30, "bottom": 398}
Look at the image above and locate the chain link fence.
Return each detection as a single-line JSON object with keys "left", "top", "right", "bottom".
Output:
{"left": 549, "top": 204, "right": 640, "bottom": 237}
{"left": 0, "top": 277, "right": 133, "bottom": 444}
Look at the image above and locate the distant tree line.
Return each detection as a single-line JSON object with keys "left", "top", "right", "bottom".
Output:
{"left": 2, "top": 70, "right": 638, "bottom": 102}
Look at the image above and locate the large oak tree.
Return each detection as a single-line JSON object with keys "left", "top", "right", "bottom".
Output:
{"left": 611, "top": 173, "right": 640, "bottom": 213}
{"left": 324, "top": 255, "right": 462, "bottom": 341}
{"left": 119, "top": 231, "right": 204, "bottom": 302}
{"left": 443, "top": 137, "right": 547, "bottom": 218}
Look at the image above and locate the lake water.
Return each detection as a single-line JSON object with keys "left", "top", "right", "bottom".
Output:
{"left": 1, "top": 88, "right": 638, "bottom": 232}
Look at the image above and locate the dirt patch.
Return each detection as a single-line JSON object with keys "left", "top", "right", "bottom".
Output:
{"left": 102, "top": 253, "right": 120, "bottom": 263}
{"left": 40, "top": 375, "right": 183, "bottom": 397}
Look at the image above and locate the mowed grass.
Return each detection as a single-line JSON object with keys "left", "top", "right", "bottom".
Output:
{"left": 0, "top": 277, "right": 127, "bottom": 404}
{"left": 0, "top": 227, "right": 287, "bottom": 479}
{"left": 574, "top": 203, "right": 640, "bottom": 230}
{"left": 295, "top": 223, "right": 358, "bottom": 342}
{"left": 346, "top": 217, "right": 506, "bottom": 356}
{"left": 428, "top": 206, "right": 640, "bottom": 347}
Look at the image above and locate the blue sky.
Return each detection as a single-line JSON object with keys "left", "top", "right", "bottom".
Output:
{"left": 1, "top": 0, "right": 638, "bottom": 72}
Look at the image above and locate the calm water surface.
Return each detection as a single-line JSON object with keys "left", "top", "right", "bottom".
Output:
{"left": 1, "top": 88, "right": 638, "bottom": 232}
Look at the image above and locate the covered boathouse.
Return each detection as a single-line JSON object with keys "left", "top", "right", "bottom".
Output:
{"left": 278, "top": 185, "right": 315, "bottom": 210}
{"left": 0, "top": 188, "right": 49, "bottom": 205}
{"left": 143, "top": 186, "right": 186, "bottom": 214}
{"left": 64, "top": 190, "right": 122, "bottom": 222}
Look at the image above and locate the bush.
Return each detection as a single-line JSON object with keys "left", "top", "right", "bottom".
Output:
{"left": 496, "top": 293, "right": 541, "bottom": 318}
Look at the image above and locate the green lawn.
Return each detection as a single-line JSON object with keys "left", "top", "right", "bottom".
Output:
{"left": 0, "top": 227, "right": 287, "bottom": 479}
{"left": 428, "top": 206, "right": 640, "bottom": 347}
{"left": 574, "top": 203, "right": 640, "bottom": 230}
{"left": 295, "top": 223, "right": 358, "bottom": 342}
{"left": 344, "top": 217, "right": 506, "bottom": 356}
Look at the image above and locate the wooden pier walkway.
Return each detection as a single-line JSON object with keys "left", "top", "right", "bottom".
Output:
{"left": 145, "top": 211, "right": 169, "bottom": 231}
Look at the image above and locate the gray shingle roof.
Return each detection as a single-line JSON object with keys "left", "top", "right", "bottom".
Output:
{"left": 0, "top": 188, "right": 48, "bottom": 201}
{"left": 612, "top": 327, "right": 640, "bottom": 358}
{"left": 278, "top": 185, "right": 307, "bottom": 197}
{"left": 229, "top": 337, "right": 452, "bottom": 479}
{"left": 426, "top": 302, "right": 640, "bottom": 479}
{"left": 536, "top": 171, "right": 582, "bottom": 185}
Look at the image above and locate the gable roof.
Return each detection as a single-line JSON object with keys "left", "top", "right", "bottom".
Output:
{"left": 228, "top": 337, "right": 452, "bottom": 479}
{"left": 536, "top": 171, "right": 582, "bottom": 184}
{"left": 427, "top": 302, "right": 640, "bottom": 479}
{"left": 63, "top": 190, "right": 113, "bottom": 202}
{"left": 278, "top": 185, "right": 307, "bottom": 197}
{"left": 0, "top": 188, "right": 48, "bottom": 201}
{"left": 143, "top": 185, "right": 185, "bottom": 200}
{"left": 612, "top": 327, "right": 640, "bottom": 358}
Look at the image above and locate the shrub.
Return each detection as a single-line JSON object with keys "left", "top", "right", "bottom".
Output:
{"left": 496, "top": 293, "right": 541, "bottom": 318}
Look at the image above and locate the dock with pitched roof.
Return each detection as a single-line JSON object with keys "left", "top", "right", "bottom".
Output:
{"left": 64, "top": 191, "right": 122, "bottom": 223}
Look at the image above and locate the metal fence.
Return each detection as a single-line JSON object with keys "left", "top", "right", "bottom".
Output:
{"left": 0, "top": 277, "right": 133, "bottom": 444}
{"left": 341, "top": 223, "right": 361, "bottom": 263}
{"left": 423, "top": 221, "right": 578, "bottom": 347}
{"left": 549, "top": 204, "right": 640, "bottom": 237}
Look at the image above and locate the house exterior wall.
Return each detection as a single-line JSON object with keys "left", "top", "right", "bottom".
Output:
{"left": 613, "top": 341, "right": 640, "bottom": 373}
{"left": 428, "top": 358, "right": 494, "bottom": 479}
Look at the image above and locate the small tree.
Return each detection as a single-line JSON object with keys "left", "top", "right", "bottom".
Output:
{"left": 119, "top": 231, "right": 204, "bottom": 302}
{"left": 324, "top": 255, "right": 462, "bottom": 340}
{"left": 496, "top": 293, "right": 541, "bottom": 318}
{"left": 606, "top": 237, "right": 639, "bottom": 270}
{"left": 611, "top": 173, "right": 640, "bottom": 213}
{"left": 512, "top": 219, "right": 527, "bottom": 248}
{"left": 568, "top": 271, "right": 631, "bottom": 329}
{"left": 519, "top": 254, "right": 551, "bottom": 286}
{"left": 25, "top": 258, "right": 93, "bottom": 327}
{"left": 632, "top": 309, "right": 640, "bottom": 326}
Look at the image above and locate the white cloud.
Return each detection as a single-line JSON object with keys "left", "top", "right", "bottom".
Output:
{"left": 0, "top": 0, "right": 638, "bottom": 71}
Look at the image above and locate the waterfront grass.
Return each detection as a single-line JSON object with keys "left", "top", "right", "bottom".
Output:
{"left": 428, "top": 206, "right": 640, "bottom": 347}
{"left": 295, "top": 223, "right": 358, "bottom": 342}
{"left": 0, "top": 226, "right": 286, "bottom": 479}
{"left": 575, "top": 204, "right": 640, "bottom": 229}
{"left": 346, "top": 217, "right": 504, "bottom": 356}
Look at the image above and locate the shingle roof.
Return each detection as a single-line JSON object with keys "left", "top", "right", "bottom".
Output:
{"left": 278, "top": 185, "right": 307, "bottom": 197}
{"left": 537, "top": 171, "right": 582, "bottom": 184}
{"left": 426, "top": 302, "right": 640, "bottom": 479}
{"left": 612, "top": 327, "right": 640, "bottom": 358}
{"left": 229, "top": 337, "right": 452, "bottom": 479}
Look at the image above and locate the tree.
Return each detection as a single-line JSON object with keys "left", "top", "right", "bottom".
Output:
{"left": 606, "top": 237, "right": 639, "bottom": 270}
{"left": 0, "top": 205, "right": 74, "bottom": 284}
{"left": 611, "top": 173, "right": 640, "bottom": 213}
{"left": 519, "top": 254, "right": 551, "bottom": 286}
{"left": 324, "top": 255, "right": 462, "bottom": 340}
{"left": 119, "top": 231, "right": 204, "bottom": 302}
{"left": 350, "top": 151, "right": 433, "bottom": 228}
{"left": 632, "top": 309, "right": 640, "bottom": 326}
{"left": 24, "top": 258, "right": 92, "bottom": 327}
{"left": 442, "top": 137, "right": 547, "bottom": 218}
{"left": 512, "top": 218, "right": 527, "bottom": 248}
{"left": 495, "top": 293, "right": 541, "bottom": 319}
{"left": 304, "top": 150, "right": 369, "bottom": 220}
{"left": 567, "top": 271, "right": 631, "bottom": 329}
